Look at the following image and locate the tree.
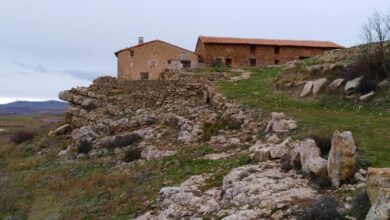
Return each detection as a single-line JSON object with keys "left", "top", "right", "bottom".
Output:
{"left": 360, "top": 10, "right": 390, "bottom": 80}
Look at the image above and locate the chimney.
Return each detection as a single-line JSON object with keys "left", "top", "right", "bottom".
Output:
{"left": 138, "top": 37, "right": 144, "bottom": 45}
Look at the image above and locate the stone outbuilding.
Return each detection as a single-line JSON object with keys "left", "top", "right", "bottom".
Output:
{"left": 115, "top": 38, "right": 198, "bottom": 80}
{"left": 195, "top": 36, "right": 343, "bottom": 67}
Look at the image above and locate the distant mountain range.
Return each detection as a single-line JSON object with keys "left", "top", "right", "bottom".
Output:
{"left": 0, "top": 100, "right": 67, "bottom": 115}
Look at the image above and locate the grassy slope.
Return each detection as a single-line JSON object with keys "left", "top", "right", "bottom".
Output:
{"left": 0, "top": 116, "right": 251, "bottom": 219}
{"left": 218, "top": 67, "right": 390, "bottom": 167}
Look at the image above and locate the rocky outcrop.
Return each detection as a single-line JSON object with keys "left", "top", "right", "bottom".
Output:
{"left": 300, "top": 81, "right": 314, "bottom": 97}
{"left": 366, "top": 168, "right": 390, "bottom": 220}
{"left": 327, "top": 131, "right": 356, "bottom": 188}
{"left": 312, "top": 78, "right": 329, "bottom": 94}
{"left": 137, "top": 161, "right": 316, "bottom": 219}
{"left": 71, "top": 126, "right": 97, "bottom": 154}
{"left": 365, "top": 188, "right": 390, "bottom": 220}
{"left": 359, "top": 91, "right": 375, "bottom": 102}
{"left": 299, "top": 139, "right": 327, "bottom": 177}
{"left": 265, "top": 112, "right": 297, "bottom": 133}
{"left": 53, "top": 124, "right": 71, "bottom": 136}
{"left": 366, "top": 168, "right": 390, "bottom": 204}
{"left": 344, "top": 76, "right": 363, "bottom": 97}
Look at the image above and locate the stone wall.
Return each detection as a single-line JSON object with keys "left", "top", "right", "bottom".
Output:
{"left": 198, "top": 43, "right": 332, "bottom": 67}
{"left": 117, "top": 41, "right": 198, "bottom": 81}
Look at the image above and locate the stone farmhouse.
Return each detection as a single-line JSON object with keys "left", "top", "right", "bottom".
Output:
{"left": 195, "top": 36, "right": 343, "bottom": 67}
{"left": 115, "top": 37, "right": 198, "bottom": 80}
{"left": 115, "top": 36, "right": 343, "bottom": 80}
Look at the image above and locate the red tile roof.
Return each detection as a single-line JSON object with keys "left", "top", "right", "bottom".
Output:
{"left": 198, "top": 36, "right": 343, "bottom": 48}
{"left": 114, "top": 40, "right": 197, "bottom": 57}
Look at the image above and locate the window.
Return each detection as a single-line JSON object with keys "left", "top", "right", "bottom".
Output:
{"left": 167, "top": 60, "right": 171, "bottom": 64}
{"left": 275, "top": 60, "right": 280, "bottom": 65}
{"left": 181, "top": 60, "right": 191, "bottom": 68}
{"left": 250, "top": 45, "right": 256, "bottom": 55}
{"left": 140, "top": 72, "right": 149, "bottom": 80}
{"left": 275, "top": 46, "right": 280, "bottom": 54}
{"left": 250, "top": 58, "right": 256, "bottom": 66}
{"left": 130, "top": 50, "right": 134, "bottom": 57}
{"left": 226, "top": 58, "right": 232, "bottom": 66}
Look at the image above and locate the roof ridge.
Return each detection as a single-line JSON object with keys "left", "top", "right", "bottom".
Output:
{"left": 198, "top": 36, "right": 343, "bottom": 48}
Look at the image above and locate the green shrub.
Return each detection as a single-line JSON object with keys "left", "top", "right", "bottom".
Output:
{"left": 350, "top": 189, "right": 371, "bottom": 220}
{"left": 298, "top": 196, "right": 344, "bottom": 220}
{"left": 10, "top": 131, "right": 35, "bottom": 144}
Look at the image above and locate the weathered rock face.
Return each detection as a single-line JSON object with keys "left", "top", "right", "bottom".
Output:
{"left": 59, "top": 72, "right": 261, "bottom": 163}
{"left": 312, "top": 78, "right": 329, "bottom": 94}
{"left": 345, "top": 76, "right": 364, "bottom": 97}
{"left": 327, "top": 131, "right": 357, "bottom": 188}
{"left": 299, "top": 139, "right": 327, "bottom": 177}
{"left": 300, "top": 81, "right": 314, "bottom": 97}
{"left": 366, "top": 168, "right": 390, "bottom": 220}
{"left": 140, "top": 145, "right": 176, "bottom": 160}
{"left": 265, "top": 112, "right": 297, "bottom": 133}
{"left": 365, "top": 188, "right": 390, "bottom": 220}
{"left": 72, "top": 126, "right": 97, "bottom": 154}
{"left": 53, "top": 124, "right": 71, "bottom": 136}
{"left": 136, "top": 161, "right": 316, "bottom": 219}
{"left": 366, "top": 168, "right": 390, "bottom": 204}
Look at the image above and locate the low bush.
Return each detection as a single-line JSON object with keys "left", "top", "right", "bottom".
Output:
{"left": 280, "top": 153, "right": 292, "bottom": 173}
{"left": 0, "top": 181, "right": 21, "bottom": 216}
{"left": 344, "top": 60, "right": 369, "bottom": 81}
{"left": 350, "top": 189, "right": 371, "bottom": 220}
{"left": 299, "top": 196, "right": 344, "bottom": 220}
{"left": 122, "top": 147, "right": 143, "bottom": 162}
{"left": 77, "top": 139, "right": 93, "bottom": 154}
{"left": 10, "top": 131, "right": 35, "bottom": 144}
{"left": 313, "top": 176, "right": 333, "bottom": 189}
{"left": 357, "top": 79, "right": 377, "bottom": 94}
{"left": 356, "top": 156, "right": 372, "bottom": 170}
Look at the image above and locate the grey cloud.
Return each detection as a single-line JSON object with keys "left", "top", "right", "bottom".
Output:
{"left": 12, "top": 61, "right": 48, "bottom": 74}
{"left": 62, "top": 70, "right": 100, "bottom": 81}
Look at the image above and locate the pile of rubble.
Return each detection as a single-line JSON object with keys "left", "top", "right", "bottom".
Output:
{"left": 56, "top": 71, "right": 261, "bottom": 163}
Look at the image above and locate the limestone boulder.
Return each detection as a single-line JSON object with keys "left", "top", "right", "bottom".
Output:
{"left": 141, "top": 146, "right": 176, "bottom": 160}
{"left": 312, "top": 78, "right": 329, "bottom": 94}
{"left": 328, "top": 78, "right": 345, "bottom": 89}
{"left": 269, "top": 137, "right": 292, "bottom": 159}
{"left": 72, "top": 126, "right": 97, "bottom": 153}
{"left": 365, "top": 188, "right": 390, "bottom": 220}
{"left": 366, "top": 168, "right": 390, "bottom": 204}
{"left": 209, "top": 135, "right": 227, "bottom": 147}
{"left": 266, "top": 112, "right": 297, "bottom": 133}
{"left": 359, "top": 91, "right": 375, "bottom": 102}
{"left": 299, "top": 139, "right": 327, "bottom": 177}
{"left": 0, "top": 129, "right": 7, "bottom": 135}
{"left": 300, "top": 81, "right": 314, "bottom": 97}
{"left": 54, "top": 124, "right": 71, "bottom": 136}
{"left": 345, "top": 76, "right": 363, "bottom": 93}
{"left": 327, "top": 131, "right": 357, "bottom": 188}
{"left": 251, "top": 147, "right": 271, "bottom": 162}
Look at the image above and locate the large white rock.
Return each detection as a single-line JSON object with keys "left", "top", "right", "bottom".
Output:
{"left": 359, "top": 91, "right": 375, "bottom": 101}
{"left": 327, "top": 131, "right": 356, "bottom": 188}
{"left": 312, "top": 78, "right": 329, "bottom": 94}
{"left": 365, "top": 188, "right": 390, "bottom": 220}
{"left": 300, "top": 81, "right": 314, "bottom": 97}
{"left": 266, "top": 112, "right": 297, "bottom": 133}
{"left": 299, "top": 139, "right": 327, "bottom": 177}
{"left": 328, "top": 78, "right": 345, "bottom": 89}
{"left": 345, "top": 76, "right": 363, "bottom": 92}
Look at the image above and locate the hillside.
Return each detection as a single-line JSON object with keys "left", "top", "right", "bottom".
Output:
{"left": 0, "top": 67, "right": 388, "bottom": 219}
{"left": 0, "top": 100, "right": 67, "bottom": 115}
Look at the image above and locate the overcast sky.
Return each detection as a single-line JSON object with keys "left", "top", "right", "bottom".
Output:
{"left": 0, "top": 1, "right": 389, "bottom": 104}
